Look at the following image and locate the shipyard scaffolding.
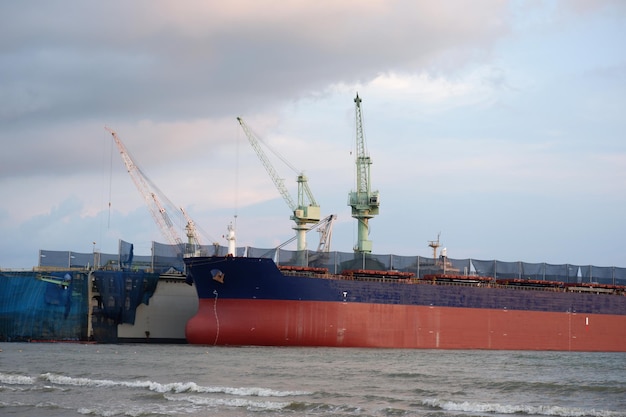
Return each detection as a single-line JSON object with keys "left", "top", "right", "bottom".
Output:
{"left": 0, "top": 270, "right": 90, "bottom": 342}
{"left": 0, "top": 239, "right": 190, "bottom": 343}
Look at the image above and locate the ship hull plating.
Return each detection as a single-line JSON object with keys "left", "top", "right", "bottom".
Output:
{"left": 186, "top": 299, "right": 626, "bottom": 351}
{"left": 184, "top": 256, "right": 626, "bottom": 351}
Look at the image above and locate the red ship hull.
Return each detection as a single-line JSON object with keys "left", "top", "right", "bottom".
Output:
{"left": 186, "top": 298, "right": 626, "bottom": 351}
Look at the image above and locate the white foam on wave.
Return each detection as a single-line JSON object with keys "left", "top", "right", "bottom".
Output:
{"left": 40, "top": 373, "right": 310, "bottom": 397}
{"left": 210, "top": 386, "right": 310, "bottom": 397}
{"left": 422, "top": 398, "right": 621, "bottom": 417}
{"left": 0, "top": 372, "right": 35, "bottom": 385}
{"left": 165, "top": 393, "right": 290, "bottom": 411}
{"left": 77, "top": 404, "right": 165, "bottom": 417}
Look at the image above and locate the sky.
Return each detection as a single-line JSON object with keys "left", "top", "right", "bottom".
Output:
{"left": 1, "top": 0, "right": 625, "bottom": 269}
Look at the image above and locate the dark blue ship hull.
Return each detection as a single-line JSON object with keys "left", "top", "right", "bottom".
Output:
{"left": 184, "top": 256, "right": 626, "bottom": 351}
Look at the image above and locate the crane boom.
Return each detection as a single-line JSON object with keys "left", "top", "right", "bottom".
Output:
{"left": 105, "top": 127, "right": 185, "bottom": 253}
{"left": 354, "top": 94, "right": 369, "bottom": 195}
{"left": 237, "top": 117, "right": 297, "bottom": 211}
{"left": 348, "top": 94, "right": 380, "bottom": 253}
{"left": 237, "top": 117, "right": 321, "bottom": 258}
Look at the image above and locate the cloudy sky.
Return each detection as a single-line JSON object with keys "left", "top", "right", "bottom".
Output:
{"left": 1, "top": 1, "right": 625, "bottom": 269}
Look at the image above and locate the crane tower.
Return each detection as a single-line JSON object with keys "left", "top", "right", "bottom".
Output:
{"left": 348, "top": 94, "right": 380, "bottom": 253}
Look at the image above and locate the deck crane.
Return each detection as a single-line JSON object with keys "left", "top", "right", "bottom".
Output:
{"left": 237, "top": 117, "right": 321, "bottom": 255}
{"left": 267, "top": 213, "right": 337, "bottom": 255}
{"left": 316, "top": 214, "right": 337, "bottom": 252}
{"left": 348, "top": 94, "right": 380, "bottom": 254}
{"left": 105, "top": 127, "right": 195, "bottom": 256}
{"left": 181, "top": 207, "right": 203, "bottom": 255}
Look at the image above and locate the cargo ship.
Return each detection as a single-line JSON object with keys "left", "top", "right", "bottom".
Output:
{"left": 184, "top": 94, "right": 626, "bottom": 351}
{"left": 183, "top": 251, "right": 626, "bottom": 351}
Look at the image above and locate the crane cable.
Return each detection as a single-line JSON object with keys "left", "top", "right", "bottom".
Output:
{"left": 107, "top": 129, "right": 114, "bottom": 229}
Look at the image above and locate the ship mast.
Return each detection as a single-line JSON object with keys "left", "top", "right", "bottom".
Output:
{"left": 428, "top": 233, "right": 441, "bottom": 259}
{"left": 348, "top": 93, "right": 380, "bottom": 254}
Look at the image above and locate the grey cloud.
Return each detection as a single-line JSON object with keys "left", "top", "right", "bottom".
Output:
{"left": 0, "top": 1, "right": 512, "bottom": 182}
{"left": 1, "top": 2, "right": 510, "bottom": 124}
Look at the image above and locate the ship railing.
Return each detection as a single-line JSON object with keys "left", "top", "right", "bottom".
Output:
{"left": 279, "top": 269, "right": 554, "bottom": 288}
{"left": 279, "top": 269, "right": 626, "bottom": 295}
{"left": 279, "top": 269, "right": 415, "bottom": 283}
{"left": 34, "top": 266, "right": 90, "bottom": 272}
{"left": 493, "top": 283, "right": 565, "bottom": 292}
{"left": 339, "top": 275, "right": 417, "bottom": 284}
{"left": 280, "top": 270, "right": 335, "bottom": 279}
{"left": 417, "top": 279, "right": 569, "bottom": 292}
{"left": 412, "top": 279, "right": 624, "bottom": 295}
{"left": 419, "top": 279, "right": 489, "bottom": 288}
{"left": 0, "top": 267, "right": 38, "bottom": 272}
{"left": 566, "top": 286, "right": 614, "bottom": 294}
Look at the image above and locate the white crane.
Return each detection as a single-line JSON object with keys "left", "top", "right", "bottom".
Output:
{"left": 105, "top": 127, "right": 199, "bottom": 256}
{"left": 237, "top": 117, "right": 321, "bottom": 254}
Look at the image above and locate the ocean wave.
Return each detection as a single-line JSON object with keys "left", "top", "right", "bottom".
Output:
{"left": 164, "top": 393, "right": 290, "bottom": 411}
{"left": 471, "top": 379, "right": 625, "bottom": 397}
{"left": 0, "top": 372, "right": 36, "bottom": 385}
{"left": 40, "top": 373, "right": 310, "bottom": 397}
{"left": 284, "top": 401, "right": 364, "bottom": 415}
{"left": 168, "top": 395, "right": 368, "bottom": 416}
{"left": 77, "top": 404, "right": 173, "bottom": 417}
{"left": 422, "top": 398, "right": 621, "bottom": 417}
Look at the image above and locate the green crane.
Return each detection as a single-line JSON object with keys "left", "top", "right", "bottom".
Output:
{"left": 237, "top": 117, "right": 321, "bottom": 256}
{"left": 348, "top": 94, "right": 380, "bottom": 254}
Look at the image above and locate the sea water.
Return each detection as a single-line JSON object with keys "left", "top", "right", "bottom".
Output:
{"left": 0, "top": 342, "right": 624, "bottom": 417}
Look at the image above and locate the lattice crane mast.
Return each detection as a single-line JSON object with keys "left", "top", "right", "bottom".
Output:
{"left": 348, "top": 94, "right": 380, "bottom": 253}
{"left": 181, "top": 207, "right": 203, "bottom": 255}
{"left": 237, "top": 117, "right": 321, "bottom": 253}
{"left": 105, "top": 127, "right": 187, "bottom": 254}
{"left": 316, "top": 214, "right": 337, "bottom": 252}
